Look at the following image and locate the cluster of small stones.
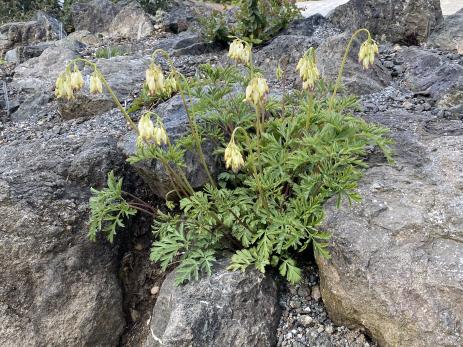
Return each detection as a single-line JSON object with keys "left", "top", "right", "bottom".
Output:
{"left": 362, "top": 45, "right": 462, "bottom": 119}
{"left": 277, "top": 263, "right": 375, "bottom": 347}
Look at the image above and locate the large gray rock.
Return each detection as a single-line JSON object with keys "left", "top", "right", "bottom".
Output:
{"left": 428, "top": 9, "right": 463, "bottom": 52}
{"left": 9, "top": 46, "right": 78, "bottom": 121}
{"left": 144, "top": 258, "right": 280, "bottom": 347}
{"left": 119, "top": 95, "right": 220, "bottom": 198}
{"left": 316, "top": 102, "right": 463, "bottom": 345}
{"left": 12, "top": 46, "right": 78, "bottom": 92}
{"left": 58, "top": 55, "right": 149, "bottom": 119}
{"left": 0, "top": 13, "right": 65, "bottom": 56}
{"left": 109, "top": 2, "right": 154, "bottom": 39}
{"left": 0, "top": 111, "right": 130, "bottom": 346}
{"left": 396, "top": 47, "right": 463, "bottom": 115}
{"left": 71, "top": 0, "right": 121, "bottom": 33}
{"left": 254, "top": 15, "right": 341, "bottom": 89}
{"left": 329, "top": 0, "right": 443, "bottom": 44}
{"left": 4, "top": 42, "right": 52, "bottom": 64}
{"left": 316, "top": 32, "right": 392, "bottom": 95}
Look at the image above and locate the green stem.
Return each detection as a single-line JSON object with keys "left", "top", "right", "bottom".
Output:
{"left": 253, "top": 106, "right": 267, "bottom": 208}
{"left": 329, "top": 28, "right": 371, "bottom": 111}
{"left": 178, "top": 87, "right": 216, "bottom": 187}
{"left": 152, "top": 49, "right": 216, "bottom": 188}
{"left": 306, "top": 91, "right": 314, "bottom": 128}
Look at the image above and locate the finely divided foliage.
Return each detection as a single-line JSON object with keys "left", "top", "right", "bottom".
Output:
{"left": 56, "top": 27, "right": 391, "bottom": 285}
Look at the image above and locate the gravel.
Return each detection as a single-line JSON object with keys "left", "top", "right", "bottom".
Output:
{"left": 277, "top": 263, "right": 376, "bottom": 347}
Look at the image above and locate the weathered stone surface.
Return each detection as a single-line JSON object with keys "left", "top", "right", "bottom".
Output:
{"left": 4, "top": 42, "right": 52, "bottom": 63}
{"left": 58, "top": 55, "right": 149, "bottom": 119}
{"left": 255, "top": 34, "right": 315, "bottom": 88}
{"left": 144, "top": 258, "right": 280, "bottom": 347}
{"left": 0, "top": 14, "right": 64, "bottom": 56}
{"left": 71, "top": 0, "right": 120, "bottom": 33}
{"left": 12, "top": 46, "right": 78, "bottom": 92}
{"left": 253, "top": 15, "right": 341, "bottom": 87}
{"left": 316, "top": 102, "right": 463, "bottom": 346}
{"left": 34, "top": 10, "right": 67, "bottom": 40}
{"left": 66, "top": 30, "right": 102, "bottom": 46}
{"left": 0, "top": 111, "right": 130, "bottom": 346}
{"left": 329, "top": 0, "right": 443, "bottom": 44}
{"left": 109, "top": 2, "right": 154, "bottom": 39}
{"left": 396, "top": 47, "right": 463, "bottom": 115}
{"left": 316, "top": 32, "right": 391, "bottom": 95}
{"left": 118, "top": 95, "right": 220, "bottom": 198}
{"left": 428, "top": 9, "right": 463, "bottom": 53}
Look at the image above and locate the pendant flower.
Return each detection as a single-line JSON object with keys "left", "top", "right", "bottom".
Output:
{"left": 70, "top": 65, "right": 84, "bottom": 91}
{"left": 358, "top": 39, "right": 379, "bottom": 69}
{"left": 89, "top": 72, "right": 103, "bottom": 94}
{"left": 224, "top": 136, "right": 245, "bottom": 173}
{"left": 55, "top": 72, "right": 74, "bottom": 100}
{"left": 228, "top": 39, "right": 251, "bottom": 66}
{"left": 138, "top": 113, "right": 155, "bottom": 142}
{"left": 244, "top": 76, "right": 269, "bottom": 106}
{"left": 146, "top": 63, "right": 165, "bottom": 96}
{"left": 296, "top": 47, "right": 320, "bottom": 90}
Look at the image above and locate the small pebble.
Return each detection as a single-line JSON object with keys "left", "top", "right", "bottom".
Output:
{"left": 150, "top": 286, "right": 160, "bottom": 295}
{"left": 325, "top": 325, "right": 334, "bottom": 334}
{"left": 299, "top": 315, "right": 314, "bottom": 327}
{"left": 311, "top": 285, "right": 321, "bottom": 301}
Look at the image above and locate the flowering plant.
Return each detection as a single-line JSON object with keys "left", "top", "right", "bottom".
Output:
{"left": 56, "top": 29, "right": 392, "bottom": 285}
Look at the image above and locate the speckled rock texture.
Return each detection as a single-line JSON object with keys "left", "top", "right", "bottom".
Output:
{"left": 0, "top": 110, "right": 131, "bottom": 346}
{"left": 144, "top": 259, "right": 280, "bottom": 347}
{"left": 428, "top": 9, "right": 463, "bottom": 52}
{"left": 316, "top": 52, "right": 463, "bottom": 346}
{"left": 329, "top": 0, "right": 443, "bottom": 43}
{"left": 316, "top": 32, "right": 392, "bottom": 95}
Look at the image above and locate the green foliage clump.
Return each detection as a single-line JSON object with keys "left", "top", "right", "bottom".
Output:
{"left": 74, "top": 30, "right": 391, "bottom": 286}
{"left": 141, "top": 63, "right": 391, "bottom": 285}
{"left": 88, "top": 171, "right": 137, "bottom": 242}
{"left": 95, "top": 46, "right": 127, "bottom": 59}
{"left": 0, "top": 0, "right": 61, "bottom": 24}
{"left": 200, "top": 0, "right": 299, "bottom": 45}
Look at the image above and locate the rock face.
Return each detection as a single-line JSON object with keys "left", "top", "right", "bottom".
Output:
{"left": 316, "top": 89, "right": 463, "bottom": 345}
{"left": 71, "top": 0, "right": 120, "bottom": 33}
{"left": 0, "top": 111, "right": 129, "bottom": 346}
{"left": 12, "top": 46, "right": 78, "bottom": 92}
{"left": 397, "top": 46, "right": 463, "bottom": 115}
{"left": 428, "top": 9, "right": 463, "bottom": 53}
{"left": 329, "top": 0, "right": 443, "bottom": 44}
{"left": 0, "top": 13, "right": 65, "bottom": 56}
{"left": 109, "top": 2, "right": 154, "bottom": 39}
{"left": 316, "top": 32, "right": 391, "bottom": 95}
{"left": 58, "top": 55, "right": 150, "bottom": 119}
{"left": 254, "top": 15, "right": 341, "bottom": 88}
{"left": 119, "top": 95, "right": 220, "bottom": 198}
{"left": 144, "top": 259, "right": 280, "bottom": 347}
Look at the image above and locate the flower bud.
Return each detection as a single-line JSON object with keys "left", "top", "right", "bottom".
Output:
{"left": 244, "top": 76, "right": 269, "bottom": 106}
{"left": 90, "top": 73, "right": 103, "bottom": 94}
{"left": 146, "top": 63, "right": 165, "bottom": 96}
{"left": 70, "top": 65, "right": 84, "bottom": 91}
{"left": 153, "top": 125, "right": 168, "bottom": 145}
{"left": 164, "top": 75, "right": 178, "bottom": 95}
{"left": 137, "top": 113, "right": 155, "bottom": 142}
{"left": 224, "top": 138, "right": 244, "bottom": 173}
